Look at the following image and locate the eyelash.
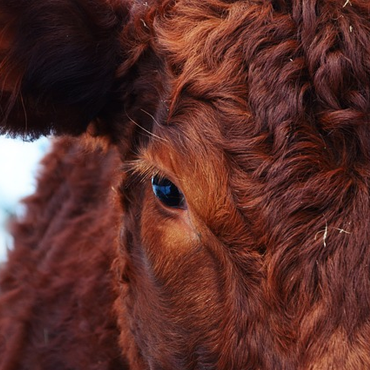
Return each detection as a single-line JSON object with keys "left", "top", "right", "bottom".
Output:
{"left": 124, "top": 160, "right": 186, "bottom": 209}
{"left": 124, "top": 159, "right": 174, "bottom": 185}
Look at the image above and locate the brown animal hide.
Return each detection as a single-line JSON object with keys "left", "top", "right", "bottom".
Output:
{"left": 1, "top": 0, "right": 370, "bottom": 369}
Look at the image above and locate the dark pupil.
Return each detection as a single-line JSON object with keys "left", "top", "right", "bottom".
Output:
{"left": 151, "top": 175, "right": 185, "bottom": 209}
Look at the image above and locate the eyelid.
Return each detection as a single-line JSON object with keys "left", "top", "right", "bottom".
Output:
{"left": 125, "top": 158, "right": 181, "bottom": 187}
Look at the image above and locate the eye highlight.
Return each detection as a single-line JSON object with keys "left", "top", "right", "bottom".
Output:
{"left": 151, "top": 175, "right": 185, "bottom": 209}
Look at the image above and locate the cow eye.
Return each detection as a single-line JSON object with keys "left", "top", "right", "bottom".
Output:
{"left": 151, "top": 175, "right": 185, "bottom": 209}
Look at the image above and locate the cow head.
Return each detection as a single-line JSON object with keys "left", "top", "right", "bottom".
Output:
{"left": 1, "top": 0, "right": 370, "bottom": 368}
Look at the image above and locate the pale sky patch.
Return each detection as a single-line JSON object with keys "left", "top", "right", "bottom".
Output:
{"left": 0, "top": 137, "right": 49, "bottom": 262}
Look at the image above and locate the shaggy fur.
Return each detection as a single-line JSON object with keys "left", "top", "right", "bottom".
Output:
{"left": 1, "top": 0, "right": 370, "bottom": 369}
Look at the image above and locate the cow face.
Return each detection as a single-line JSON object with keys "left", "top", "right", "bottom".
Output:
{"left": 1, "top": 0, "right": 370, "bottom": 369}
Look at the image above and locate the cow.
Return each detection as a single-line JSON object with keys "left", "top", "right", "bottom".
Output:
{"left": 1, "top": 0, "right": 370, "bottom": 369}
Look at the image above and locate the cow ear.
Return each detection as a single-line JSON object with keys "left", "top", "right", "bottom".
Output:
{"left": 0, "top": 0, "right": 130, "bottom": 139}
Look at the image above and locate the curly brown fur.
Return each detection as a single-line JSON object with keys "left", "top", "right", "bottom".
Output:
{"left": 1, "top": 0, "right": 370, "bottom": 369}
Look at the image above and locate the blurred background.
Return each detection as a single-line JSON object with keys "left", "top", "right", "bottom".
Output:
{"left": 0, "top": 136, "right": 50, "bottom": 262}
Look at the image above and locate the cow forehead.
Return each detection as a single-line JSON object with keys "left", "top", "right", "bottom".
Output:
{"left": 153, "top": 0, "right": 370, "bottom": 154}
{"left": 136, "top": 0, "right": 370, "bottom": 255}
{"left": 150, "top": 1, "right": 370, "bottom": 173}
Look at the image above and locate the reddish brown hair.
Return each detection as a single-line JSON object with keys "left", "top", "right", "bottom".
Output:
{"left": 1, "top": 0, "right": 370, "bottom": 369}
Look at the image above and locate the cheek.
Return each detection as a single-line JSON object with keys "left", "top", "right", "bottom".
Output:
{"left": 140, "top": 186, "right": 201, "bottom": 279}
{"left": 121, "top": 183, "right": 228, "bottom": 366}
{"left": 138, "top": 186, "right": 225, "bottom": 310}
